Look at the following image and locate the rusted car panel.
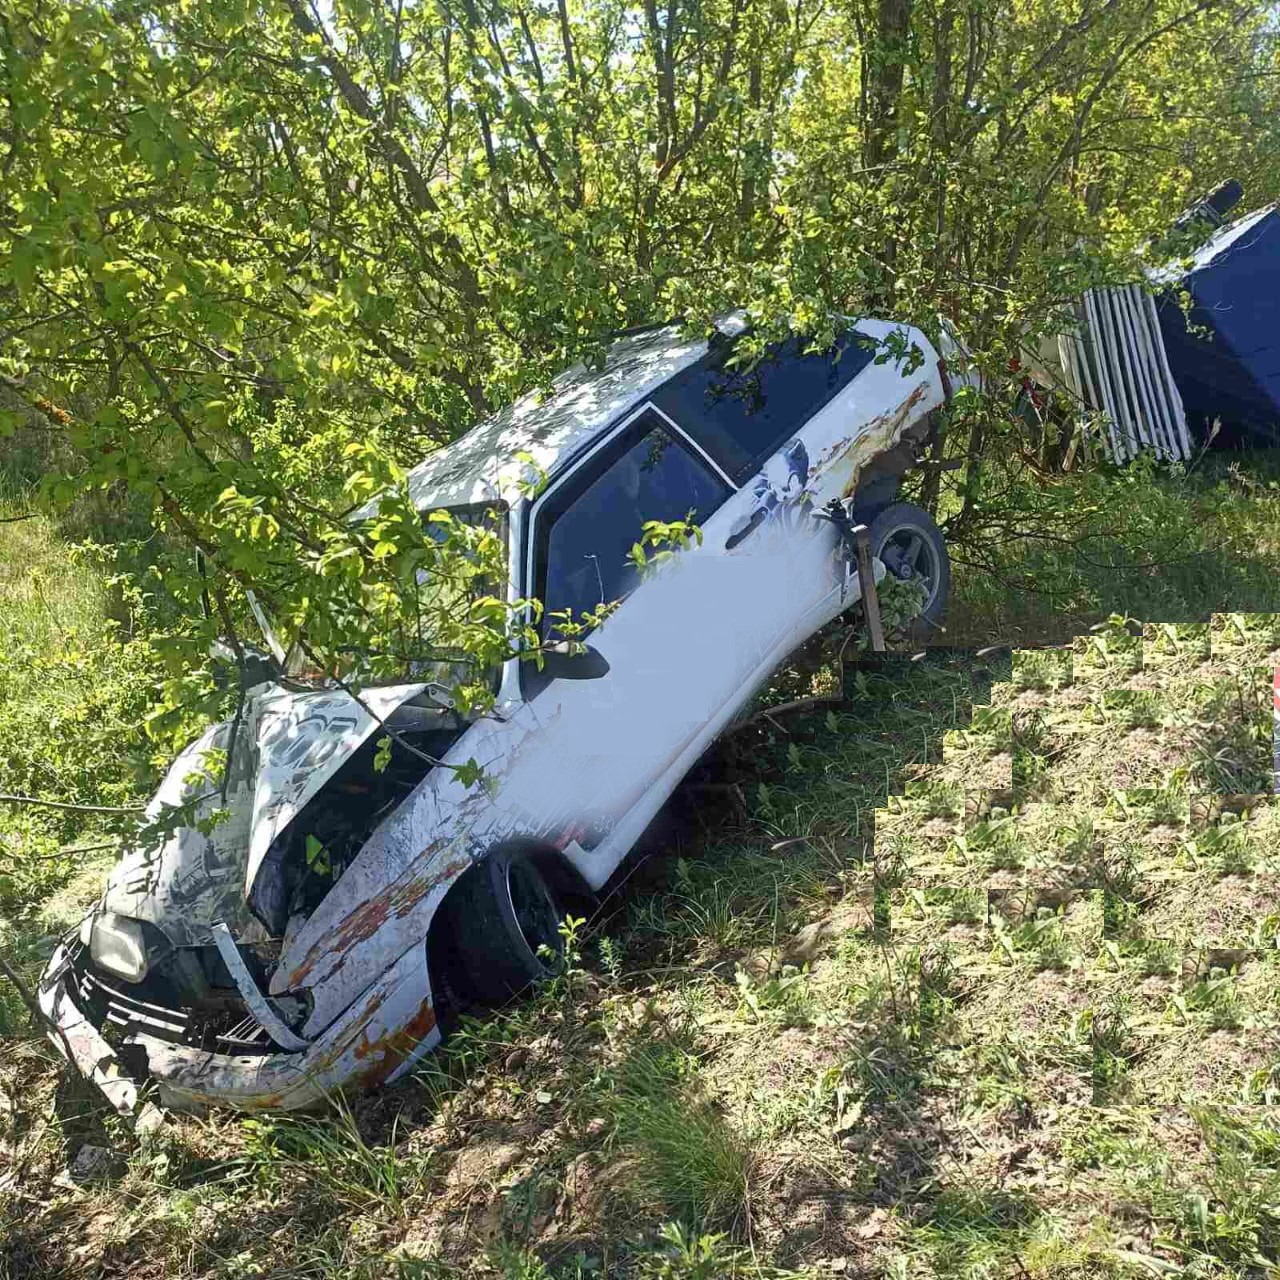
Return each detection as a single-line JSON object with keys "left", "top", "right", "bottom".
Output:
{"left": 42, "top": 315, "right": 950, "bottom": 1113}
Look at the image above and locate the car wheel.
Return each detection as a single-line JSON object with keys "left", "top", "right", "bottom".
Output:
{"left": 866, "top": 501, "right": 950, "bottom": 627}
{"left": 439, "top": 847, "right": 566, "bottom": 1006}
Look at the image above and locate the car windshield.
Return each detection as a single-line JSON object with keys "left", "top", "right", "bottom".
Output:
{"left": 268, "top": 503, "right": 509, "bottom": 694}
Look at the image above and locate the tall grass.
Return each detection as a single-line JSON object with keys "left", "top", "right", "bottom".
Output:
{"left": 241, "top": 1096, "right": 430, "bottom": 1220}
{"left": 610, "top": 1041, "right": 754, "bottom": 1230}
{"left": 0, "top": 478, "right": 107, "bottom": 656}
{"left": 942, "top": 450, "right": 1280, "bottom": 646}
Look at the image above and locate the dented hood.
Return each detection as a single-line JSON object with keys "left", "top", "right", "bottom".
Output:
{"left": 102, "top": 681, "right": 425, "bottom": 948}
{"left": 241, "top": 682, "right": 427, "bottom": 896}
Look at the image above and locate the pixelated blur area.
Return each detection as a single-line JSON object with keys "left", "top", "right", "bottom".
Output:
{"left": 875, "top": 614, "right": 1280, "bottom": 1110}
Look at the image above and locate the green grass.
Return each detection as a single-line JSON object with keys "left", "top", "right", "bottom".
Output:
{"left": 942, "top": 450, "right": 1280, "bottom": 646}
{"left": 2, "top": 457, "right": 1280, "bottom": 1277}
{"left": 0, "top": 474, "right": 164, "bottom": 926}
{"left": 0, "top": 474, "right": 108, "bottom": 661}
{"left": 609, "top": 1041, "right": 755, "bottom": 1230}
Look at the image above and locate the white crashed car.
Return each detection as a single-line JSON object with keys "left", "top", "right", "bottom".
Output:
{"left": 40, "top": 316, "right": 953, "bottom": 1114}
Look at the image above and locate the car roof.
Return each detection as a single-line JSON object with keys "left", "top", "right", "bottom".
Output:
{"left": 393, "top": 323, "right": 710, "bottom": 515}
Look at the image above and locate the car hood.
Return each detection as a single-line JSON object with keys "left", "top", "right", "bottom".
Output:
{"left": 101, "top": 681, "right": 426, "bottom": 948}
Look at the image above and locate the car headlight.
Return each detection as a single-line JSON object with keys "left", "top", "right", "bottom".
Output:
{"left": 89, "top": 912, "right": 150, "bottom": 984}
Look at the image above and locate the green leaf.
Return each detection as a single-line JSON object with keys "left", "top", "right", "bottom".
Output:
{"left": 304, "top": 833, "right": 332, "bottom": 876}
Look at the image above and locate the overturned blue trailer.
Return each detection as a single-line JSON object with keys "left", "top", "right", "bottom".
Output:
{"left": 1056, "top": 182, "right": 1280, "bottom": 459}
{"left": 1154, "top": 198, "right": 1280, "bottom": 449}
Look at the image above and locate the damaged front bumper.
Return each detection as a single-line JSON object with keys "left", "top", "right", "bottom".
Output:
{"left": 38, "top": 938, "right": 441, "bottom": 1114}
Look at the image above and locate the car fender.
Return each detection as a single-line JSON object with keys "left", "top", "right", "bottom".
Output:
{"left": 269, "top": 705, "right": 543, "bottom": 1035}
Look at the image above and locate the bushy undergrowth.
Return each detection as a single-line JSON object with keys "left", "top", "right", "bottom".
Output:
{"left": 939, "top": 444, "right": 1280, "bottom": 645}
{"left": 0, "top": 507, "right": 164, "bottom": 864}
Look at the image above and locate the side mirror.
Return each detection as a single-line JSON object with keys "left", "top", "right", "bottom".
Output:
{"left": 209, "top": 639, "right": 280, "bottom": 690}
{"left": 538, "top": 642, "right": 610, "bottom": 681}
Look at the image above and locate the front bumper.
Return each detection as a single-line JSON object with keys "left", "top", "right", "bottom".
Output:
{"left": 38, "top": 940, "right": 440, "bottom": 1113}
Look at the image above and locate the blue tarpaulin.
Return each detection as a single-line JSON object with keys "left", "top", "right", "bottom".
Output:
{"left": 1155, "top": 203, "right": 1280, "bottom": 446}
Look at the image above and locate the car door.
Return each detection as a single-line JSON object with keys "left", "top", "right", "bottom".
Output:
{"left": 502, "top": 401, "right": 827, "bottom": 876}
{"left": 505, "top": 326, "right": 943, "bottom": 886}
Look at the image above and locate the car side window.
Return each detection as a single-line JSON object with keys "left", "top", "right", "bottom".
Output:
{"left": 536, "top": 412, "right": 732, "bottom": 632}
{"left": 653, "top": 329, "right": 874, "bottom": 484}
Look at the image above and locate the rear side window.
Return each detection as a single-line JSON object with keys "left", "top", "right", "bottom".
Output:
{"left": 535, "top": 411, "right": 731, "bottom": 630}
{"left": 653, "top": 329, "right": 874, "bottom": 483}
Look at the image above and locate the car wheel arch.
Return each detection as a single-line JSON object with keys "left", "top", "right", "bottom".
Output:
{"left": 424, "top": 838, "right": 597, "bottom": 1020}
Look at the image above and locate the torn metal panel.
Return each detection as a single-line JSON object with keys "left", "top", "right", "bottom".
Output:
{"left": 266, "top": 700, "right": 544, "bottom": 1030}
{"left": 211, "top": 922, "right": 309, "bottom": 1052}
{"left": 43, "top": 941, "right": 438, "bottom": 1115}
{"left": 99, "top": 682, "right": 427, "bottom": 950}
{"left": 243, "top": 681, "right": 426, "bottom": 893}
{"left": 38, "top": 944, "right": 139, "bottom": 1117}
{"left": 101, "top": 720, "right": 259, "bottom": 948}
{"left": 134, "top": 942, "right": 438, "bottom": 1112}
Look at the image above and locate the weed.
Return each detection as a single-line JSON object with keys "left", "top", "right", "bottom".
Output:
{"left": 488, "top": 1240, "right": 554, "bottom": 1279}
{"left": 733, "top": 964, "right": 813, "bottom": 1028}
{"left": 1133, "top": 934, "right": 1180, "bottom": 977}
{"left": 597, "top": 935, "right": 625, "bottom": 983}
{"left": 241, "top": 1097, "right": 429, "bottom": 1219}
{"left": 1088, "top": 999, "right": 1136, "bottom": 1102}
{"left": 1188, "top": 674, "right": 1274, "bottom": 793}
{"left": 637, "top": 1222, "right": 747, "bottom": 1279}
{"left": 1012, "top": 647, "right": 1071, "bottom": 691}
{"left": 953, "top": 814, "right": 1024, "bottom": 872}
{"left": 1143, "top": 1110, "right": 1280, "bottom": 1270}
{"left": 906, "top": 1185, "right": 1040, "bottom": 1278}
{"left": 610, "top": 1041, "right": 754, "bottom": 1230}
{"left": 1173, "top": 973, "right": 1245, "bottom": 1031}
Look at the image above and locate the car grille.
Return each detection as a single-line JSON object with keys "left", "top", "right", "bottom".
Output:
{"left": 71, "top": 946, "right": 274, "bottom": 1055}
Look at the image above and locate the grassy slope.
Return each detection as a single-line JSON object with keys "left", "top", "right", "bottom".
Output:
{"left": 1, "top": 462, "right": 1279, "bottom": 1279}
{"left": 0, "top": 488, "right": 128, "bottom": 1036}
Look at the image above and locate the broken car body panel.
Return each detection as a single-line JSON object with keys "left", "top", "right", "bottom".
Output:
{"left": 99, "top": 682, "right": 428, "bottom": 949}
{"left": 42, "top": 316, "right": 946, "bottom": 1112}
{"left": 42, "top": 937, "right": 439, "bottom": 1113}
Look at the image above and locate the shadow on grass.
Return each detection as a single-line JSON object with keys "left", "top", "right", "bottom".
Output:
{"left": 615, "top": 649, "right": 1008, "bottom": 970}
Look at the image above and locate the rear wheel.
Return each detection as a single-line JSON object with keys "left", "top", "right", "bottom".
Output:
{"left": 437, "top": 847, "right": 567, "bottom": 1007}
{"left": 866, "top": 501, "right": 950, "bottom": 628}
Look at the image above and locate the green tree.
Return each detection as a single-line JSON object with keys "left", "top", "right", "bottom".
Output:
{"left": 0, "top": 0, "right": 1276, "bottom": 711}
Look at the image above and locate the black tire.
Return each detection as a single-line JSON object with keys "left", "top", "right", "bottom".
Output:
{"left": 438, "top": 847, "right": 566, "bottom": 1006}
{"left": 866, "top": 501, "right": 950, "bottom": 628}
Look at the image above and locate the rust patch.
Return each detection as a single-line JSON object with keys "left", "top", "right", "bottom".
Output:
{"left": 354, "top": 985, "right": 388, "bottom": 1025}
{"left": 162, "top": 1085, "right": 287, "bottom": 1111}
{"left": 283, "top": 849, "right": 468, "bottom": 989}
{"left": 354, "top": 997, "right": 439, "bottom": 1088}
{"left": 835, "top": 384, "right": 930, "bottom": 499}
